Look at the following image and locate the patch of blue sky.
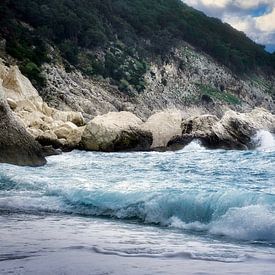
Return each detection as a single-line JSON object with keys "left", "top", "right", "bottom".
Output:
{"left": 250, "top": 5, "right": 270, "bottom": 17}
{"left": 265, "top": 44, "right": 275, "bottom": 53}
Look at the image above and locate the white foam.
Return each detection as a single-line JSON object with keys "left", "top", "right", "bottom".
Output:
{"left": 253, "top": 130, "right": 275, "bottom": 152}
{"left": 181, "top": 140, "right": 205, "bottom": 152}
{"left": 209, "top": 205, "right": 275, "bottom": 242}
{"left": 168, "top": 205, "right": 275, "bottom": 243}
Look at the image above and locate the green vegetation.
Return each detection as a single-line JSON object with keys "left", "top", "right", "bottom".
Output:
{"left": 181, "top": 94, "right": 200, "bottom": 106}
{"left": 0, "top": 0, "right": 275, "bottom": 90}
{"left": 196, "top": 83, "right": 242, "bottom": 105}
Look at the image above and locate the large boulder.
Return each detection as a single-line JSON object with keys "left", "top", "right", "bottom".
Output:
{"left": 142, "top": 110, "right": 182, "bottom": 149}
{"left": 167, "top": 114, "right": 222, "bottom": 149}
{"left": 210, "top": 108, "right": 275, "bottom": 149}
{"left": 168, "top": 108, "right": 275, "bottom": 150}
{"left": 0, "top": 85, "right": 46, "bottom": 166}
{"left": 2, "top": 65, "right": 41, "bottom": 103}
{"left": 81, "top": 111, "right": 152, "bottom": 151}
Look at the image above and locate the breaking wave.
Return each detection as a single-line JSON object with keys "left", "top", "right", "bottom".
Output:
{"left": 0, "top": 141, "right": 275, "bottom": 243}
{"left": 253, "top": 130, "right": 275, "bottom": 152}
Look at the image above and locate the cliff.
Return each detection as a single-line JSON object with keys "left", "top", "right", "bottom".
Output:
{"left": 0, "top": 82, "right": 46, "bottom": 166}
{"left": 40, "top": 44, "right": 275, "bottom": 121}
{"left": 0, "top": 0, "right": 274, "bottom": 121}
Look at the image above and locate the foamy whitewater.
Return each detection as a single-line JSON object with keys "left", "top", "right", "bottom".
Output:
{"left": 0, "top": 131, "right": 275, "bottom": 274}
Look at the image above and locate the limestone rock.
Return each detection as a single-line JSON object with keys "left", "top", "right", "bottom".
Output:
{"left": 214, "top": 108, "right": 275, "bottom": 148}
{"left": 52, "top": 110, "right": 84, "bottom": 126}
{"left": 27, "top": 127, "right": 44, "bottom": 139}
{"left": 168, "top": 114, "right": 221, "bottom": 150}
{"left": 6, "top": 98, "right": 17, "bottom": 110}
{"left": 168, "top": 108, "right": 275, "bottom": 150}
{"left": 0, "top": 65, "right": 85, "bottom": 150}
{"left": 54, "top": 122, "right": 78, "bottom": 139}
{"left": 182, "top": 115, "right": 219, "bottom": 136}
{"left": 41, "top": 43, "right": 275, "bottom": 121}
{"left": 65, "top": 126, "right": 85, "bottom": 149}
{"left": 81, "top": 111, "right": 152, "bottom": 151}
{"left": 142, "top": 110, "right": 182, "bottom": 149}
{"left": 0, "top": 85, "right": 46, "bottom": 166}
{"left": 2, "top": 66, "right": 41, "bottom": 102}
{"left": 36, "top": 130, "right": 62, "bottom": 148}
{"left": 0, "top": 60, "right": 9, "bottom": 83}
{"left": 42, "top": 146, "right": 62, "bottom": 157}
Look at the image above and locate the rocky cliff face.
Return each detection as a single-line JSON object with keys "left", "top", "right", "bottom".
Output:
{"left": 0, "top": 60, "right": 85, "bottom": 152}
{"left": 1, "top": 58, "right": 274, "bottom": 159}
{"left": 40, "top": 43, "right": 275, "bottom": 121}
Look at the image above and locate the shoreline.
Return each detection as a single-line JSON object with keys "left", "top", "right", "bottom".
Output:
{"left": 1, "top": 213, "right": 275, "bottom": 275}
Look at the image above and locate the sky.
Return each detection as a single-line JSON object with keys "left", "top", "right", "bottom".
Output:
{"left": 182, "top": 0, "right": 275, "bottom": 53}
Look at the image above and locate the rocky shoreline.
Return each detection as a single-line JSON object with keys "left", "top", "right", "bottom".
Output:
{"left": 0, "top": 64, "right": 274, "bottom": 166}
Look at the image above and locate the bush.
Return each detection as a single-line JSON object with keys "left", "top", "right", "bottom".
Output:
{"left": 20, "top": 62, "right": 46, "bottom": 88}
{"left": 196, "top": 83, "right": 241, "bottom": 105}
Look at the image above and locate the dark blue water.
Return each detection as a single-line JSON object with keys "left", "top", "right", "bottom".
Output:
{"left": 0, "top": 132, "right": 275, "bottom": 274}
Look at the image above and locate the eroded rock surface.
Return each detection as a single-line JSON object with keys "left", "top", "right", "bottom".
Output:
{"left": 0, "top": 85, "right": 46, "bottom": 166}
{"left": 0, "top": 63, "right": 85, "bottom": 150}
{"left": 168, "top": 108, "right": 275, "bottom": 150}
{"left": 81, "top": 111, "right": 152, "bottom": 151}
{"left": 142, "top": 110, "right": 182, "bottom": 149}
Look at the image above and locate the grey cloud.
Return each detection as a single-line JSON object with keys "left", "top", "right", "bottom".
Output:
{"left": 182, "top": 0, "right": 275, "bottom": 51}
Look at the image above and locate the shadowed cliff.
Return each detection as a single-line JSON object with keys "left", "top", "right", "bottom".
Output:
{"left": 0, "top": 85, "right": 46, "bottom": 166}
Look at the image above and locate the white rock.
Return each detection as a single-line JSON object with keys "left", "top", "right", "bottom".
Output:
{"left": 6, "top": 97, "right": 17, "bottom": 110}
{"left": 142, "top": 110, "right": 183, "bottom": 148}
{"left": 81, "top": 111, "right": 151, "bottom": 151}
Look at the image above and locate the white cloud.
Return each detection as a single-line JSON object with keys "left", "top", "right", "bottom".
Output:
{"left": 256, "top": 8, "right": 275, "bottom": 32}
{"left": 182, "top": 0, "right": 275, "bottom": 48}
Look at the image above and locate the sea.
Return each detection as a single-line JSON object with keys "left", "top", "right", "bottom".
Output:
{"left": 0, "top": 130, "right": 275, "bottom": 274}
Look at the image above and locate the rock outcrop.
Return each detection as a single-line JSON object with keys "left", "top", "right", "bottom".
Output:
{"left": 142, "top": 110, "right": 182, "bottom": 149}
{"left": 1, "top": 61, "right": 274, "bottom": 155}
{"left": 0, "top": 85, "right": 46, "bottom": 166}
{"left": 0, "top": 63, "right": 85, "bottom": 150}
{"left": 41, "top": 43, "right": 275, "bottom": 121}
{"left": 81, "top": 111, "right": 152, "bottom": 151}
{"left": 168, "top": 108, "right": 275, "bottom": 150}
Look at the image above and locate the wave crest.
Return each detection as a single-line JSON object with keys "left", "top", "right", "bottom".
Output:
{"left": 253, "top": 130, "right": 275, "bottom": 152}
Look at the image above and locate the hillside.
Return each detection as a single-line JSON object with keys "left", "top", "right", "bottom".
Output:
{"left": 0, "top": 0, "right": 275, "bottom": 119}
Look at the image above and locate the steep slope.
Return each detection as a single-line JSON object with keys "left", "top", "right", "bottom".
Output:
{"left": 40, "top": 43, "right": 275, "bottom": 120}
{"left": 0, "top": 0, "right": 274, "bottom": 119}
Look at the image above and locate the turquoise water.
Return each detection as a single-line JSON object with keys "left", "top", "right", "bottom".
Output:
{"left": 0, "top": 133, "right": 275, "bottom": 274}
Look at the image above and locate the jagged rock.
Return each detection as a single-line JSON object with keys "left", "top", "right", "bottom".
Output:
{"left": 41, "top": 42, "right": 275, "bottom": 121}
{"left": 42, "top": 146, "right": 62, "bottom": 157}
{"left": 182, "top": 114, "right": 219, "bottom": 136}
{"left": 0, "top": 85, "right": 46, "bottom": 166}
{"left": 36, "top": 130, "right": 63, "bottom": 148}
{"left": 167, "top": 114, "right": 223, "bottom": 149}
{"left": 27, "top": 127, "right": 44, "bottom": 139}
{"left": 81, "top": 111, "right": 152, "bottom": 151}
{"left": 65, "top": 126, "right": 85, "bottom": 149}
{"left": 54, "top": 122, "right": 78, "bottom": 139}
{"left": 52, "top": 110, "right": 84, "bottom": 126}
{"left": 142, "top": 110, "right": 182, "bottom": 149}
{"left": 0, "top": 60, "right": 8, "bottom": 80}
{"left": 214, "top": 108, "right": 275, "bottom": 148}
{"left": 6, "top": 97, "right": 17, "bottom": 110}
{"left": 0, "top": 65, "right": 85, "bottom": 150}
{"left": 168, "top": 108, "right": 275, "bottom": 150}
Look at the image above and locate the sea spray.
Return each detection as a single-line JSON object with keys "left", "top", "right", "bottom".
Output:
{"left": 253, "top": 130, "right": 275, "bottom": 151}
